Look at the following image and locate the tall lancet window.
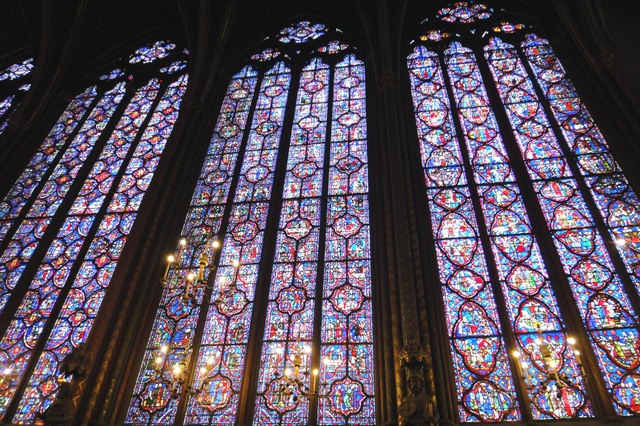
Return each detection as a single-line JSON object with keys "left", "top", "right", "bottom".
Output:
{"left": 407, "top": 1, "right": 640, "bottom": 422}
{"left": 126, "top": 21, "right": 375, "bottom": 425}
{"left": 0, "top": 40, "right": 188, "bottom": 423}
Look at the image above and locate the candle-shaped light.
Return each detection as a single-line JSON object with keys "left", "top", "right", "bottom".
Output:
{"left": 573, "top": 349, "right": 581, "bottom": 365}
{"left": 567, "top": 336, "right": 583, "bottom": 366}
{"left": 163, "top": 254, "right": 175, "bottom": 281}
{"left": 521, "top": 360, "right": 531, "bottom": 386}
{"left": 513, "top": 350, "right": 530, "bottom": 384}
{"left": 230, "top": 260, "right": 240, "bottom": 288}
{"left": 311, "top": 368, "right": 319, "bottom": 395}
{"left": 175, "top": 237, "right": 187, "bottom": 264}
{"left": 183, "top": 273, "right": 195, "bottom": 303}
{"left": 0, "top": 367, "right": 11, "bottom": 386}
{"left": 536, "top": 337, "right": 556, "bottom": 373}
{"left": 293, "top": 347, "right": 302, "bottom": 379}
{"left": 197, "top": 252, "right": 209, "bottom": 283}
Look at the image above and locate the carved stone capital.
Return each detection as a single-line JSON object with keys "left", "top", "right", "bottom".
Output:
{"left": 398, "top": 340, "right": 438, "bottom": 426}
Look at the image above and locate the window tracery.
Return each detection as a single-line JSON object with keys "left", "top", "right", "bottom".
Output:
{"left": 126, "top": 21, "right": 375, "bottom": 426}
{"left": 0, "top": 40, "right": 188, "bottom": 422}
{"left": 408, "top": 1, "right": 640, "bottom": 421}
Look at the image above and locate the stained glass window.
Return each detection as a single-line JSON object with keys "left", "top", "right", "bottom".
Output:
{"left": 408, "top": 1, "right": 640, "bottom": 422}
{"left": 0, "top": 40, "right": 188, "bottom": 422}
{"left": 126, "top": 21, "right": 375, "bottom": 425}
{"left": 0, "top": 57, "right": 34, "bottom": 136}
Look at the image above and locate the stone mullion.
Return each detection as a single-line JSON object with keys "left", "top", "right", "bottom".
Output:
{"left": 79, "top": 84, "right": 211, "bottom": 424}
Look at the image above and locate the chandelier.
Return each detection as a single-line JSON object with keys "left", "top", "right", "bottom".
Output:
{"left": 141, "top": 234, "right": 329, "bottom": 412}
{"left": 142, "top": 235, "right": 226, "bottom": 406}
{"left": 265, "top": 342, "right": 327, "bottom": 405}
{"left": 512, "top": 335, "right": 586, "bottom": 399}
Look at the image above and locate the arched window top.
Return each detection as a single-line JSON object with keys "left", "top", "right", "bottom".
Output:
{"left": 0, "top": 57, "right": 34, "bottom": 81}
{"left": 160, "top": 60, "right": 188, "bottom": 75}
{"left": 99, "top": 68, "right": 126, "bottom": 81}
{"left": 248, "top": 20, "right": 359, "bottom": 70}
{"left": 129, "top": 40, "right": 178, "bottom": 64}
{"left": 0, "top": 37, "right": 190, "bottom": 423}
{"left": 407, "top": 0, "right": 640, "bottom": 422}
{"left": 92, "top": 39, "right": 188, "bottom": 81}
{"left": 436, "top": 1, "right": 493, "bottom": 23}
{"left": 413, "top": 1, "right": 537, "bottom": 49}
{"left": 126, "top": 20, "right": 374, "bottom": 426}
{"left": 89, "top": 41, "right": 188, "bottom": 92}
{"left": 277, "top": 20, "right": 327, "bottom": 43}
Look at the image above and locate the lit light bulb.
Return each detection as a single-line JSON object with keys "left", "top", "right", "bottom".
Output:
{"left": 167, "top": 255, "right": 175, "bottom": 263}
{"left": 206, "top": 357, "right": 214, "bottom": 365}
{"left": 284, "top": 368, "right": 291, "bottom": 377}
{"left": 615, "top": 238, "right": 627, "bottom": 246}
{"left": 160, "top": 345, "right": 169, "bottom": 354}
{"left": 212, "top": 240, "right": 220, "bottom": 249}
{"left": 312, "top": 368, "right": 319, "bottom": 376}
{"left": 200, "top": 366, "right": 207, "bottom": 374}
{"left": 574, "top": 350, "right": 580, "bottom": 356}
{"left": 567, "top": 337, "right": 576, "bottom": 345}
{"left": 322, "top": 357, "right": 330, "bottom": 365}
{"left": 232, "top": 260, "right": 240, "bottom": 268}
{"left": 172, "top": 364, "right": 182, "bottom": 375}
{"left": 512, "top": 350, "right": 521, "bottom": 358}
{"left": 155, "top": 357, "right": 163, "bottom": 365}
{"left": 304, "top": 345, "right": 311, "bottom": 354}
{"left": 179, "top": 238, "right": 187, "bottom": 246}
{"left": 187, "top": 273, "right": 195, "bottom": 281}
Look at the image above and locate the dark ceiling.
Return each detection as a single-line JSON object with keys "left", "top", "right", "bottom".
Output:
{"left": 1, "top": 0, "right": 639, "bottom": 130}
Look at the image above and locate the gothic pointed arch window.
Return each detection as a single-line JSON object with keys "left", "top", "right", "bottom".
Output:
{"left": 0, "top": 56, "right": 34, "bottom": 135}
{"left": 0, "top": 40, "right": 188, "bottom": 423}
{"left": 407, "top": 1, "right": 640, "bottom": 422}
{"left": 125, "top": 21, "right": 375, "bottom": 425}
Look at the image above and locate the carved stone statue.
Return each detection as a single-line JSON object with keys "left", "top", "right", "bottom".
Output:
{"left": 398, "top": 339, "right": 438, "bottom": 426}
{"left": 38, "top": 343, "right": 90, "bottom": 426}
{"left": 37, "top": 382, "right": 74, "bottom": 425}
{"left": 59, "top": 343, "right": 88, "bottom": 378}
